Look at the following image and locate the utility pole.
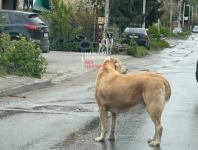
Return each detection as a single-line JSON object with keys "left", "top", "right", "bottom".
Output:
{"left": 157, "top": 0, "right": 161, "bottom": 31}
{"left": 178, "top": 0, "right": 183, "bottom": 28}
{"left": 142, "top": 0, "right": 146, "bottom": 28}
{"left": 191, "top": 6, "right": 193, "bottom": 26}
{"left": 182, "top": 2, "right": 185, "bottom": 28}
{"left": 104, "top": 0, "right": 110, "bottom": 37}
{"left": 186, "top": 4, "right": 190, "bottom": 30}
{"left": 93, "top": 0, "right": 98, "bottom": 42}
{"left": 169, "top": 0, "right": 173, "bottom": 32}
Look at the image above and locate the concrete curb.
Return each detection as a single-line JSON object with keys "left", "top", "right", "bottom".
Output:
{"left": 0, "top": 79, "right": 52, "bottom": 97}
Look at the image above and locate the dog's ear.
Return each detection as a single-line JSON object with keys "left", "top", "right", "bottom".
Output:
{"left": 113, "top": 58, "right": 121, "bottom": 65}
{"left": 104, "top": 57, "right": 111, "bottom": 62}
{"left": 115, "top": 62, "right": 119, "bottom": 67}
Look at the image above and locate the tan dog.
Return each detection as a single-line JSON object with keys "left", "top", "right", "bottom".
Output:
{"left": 95, "top": 58, "right": 171, "bottom": 146}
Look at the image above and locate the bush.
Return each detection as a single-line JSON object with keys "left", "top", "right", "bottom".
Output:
{"left": 41, "top": 0, "right": 82, "bottom": 51}
{"left": 0, "top": 66, "right": 6, "bottom": 76}
{"left": 160, "top": 27, "right": 171, "bottom": 37}
{"left": 126, "top": 46, "right": 147, "bottom": 57}
{"left": 148, "top": 26, "right": 160, "bottom": 40}
{"left": 150, "top": 39, "right": 169, "bottom": 50}
{"left": 63, "top": 41, "right": 79, "bottom": 52}
{"left": 171, "top": 31, "right": 190, "bottom": 39}
{"left": 0, "top": 33, "right": 47, "bottom": 78}
{"left": 125, "top": 37, "right": 147, "bottom": 57}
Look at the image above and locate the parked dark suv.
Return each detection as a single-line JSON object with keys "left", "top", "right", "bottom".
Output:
{"left": 122, "top": 27, "right": 150, "bottom": 49}
{"left": 0, "top": 10, "right": 49, "bottom": 52}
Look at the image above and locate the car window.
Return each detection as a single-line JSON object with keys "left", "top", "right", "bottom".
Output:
{"left": 0, "top": 13, "right": 10, "bottom": 25}
{"left": 124, "top": 28, "right": 146, "bottom": 34}
{"left": 26, "top": 14, "right": 45, "bottom": 25}
{"left": 194, "top": 26, "right": 198, "bottom": 30}
{"left": 9, "top": 14, "right": 25, "bottom": 24}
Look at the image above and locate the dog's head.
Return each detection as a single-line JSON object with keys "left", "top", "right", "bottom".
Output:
{"left": 102, "top": 57, "right": 128, "bottom": 74}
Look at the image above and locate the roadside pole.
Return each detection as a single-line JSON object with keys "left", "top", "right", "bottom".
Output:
{"left": 191, "top": 6, "right": 193, "bottom": 26}
{"left": 178, "top": 0, "right": 182, "bottom": 28}
{"left": 157, "top": 0, "right": 161, "bottom": 31}
{"left": 182, "top": 2, "right": 185, "bottom": 28}
{"left": 142, "top": 0, "right": 146, "bottom": 28}
{"left": 169, "top": 0, "right": 173, "bottom": 32}
{"left": 104, "top": 0, "right": 109, "bottom": 37}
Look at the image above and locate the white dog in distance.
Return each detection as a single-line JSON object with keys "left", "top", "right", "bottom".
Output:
{"left": 98, "top": 33, "right": 113, "bottom": 54}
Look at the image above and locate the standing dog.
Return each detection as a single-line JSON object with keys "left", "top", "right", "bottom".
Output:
{"left": 98, "top": 33, "right": 113, "bottom": 54}
{"left": 95, "top": 58, "right": 171, "bottom": 146}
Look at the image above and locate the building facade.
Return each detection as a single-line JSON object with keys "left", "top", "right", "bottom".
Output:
{"left": 0, "top": 0, "right": 20, "bottom": 10}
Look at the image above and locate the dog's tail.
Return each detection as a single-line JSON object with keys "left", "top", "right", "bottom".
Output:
{"left": 164, "top": 79, "right": 171, "bottom": 101}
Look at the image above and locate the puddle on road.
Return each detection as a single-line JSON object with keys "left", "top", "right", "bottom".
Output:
{"left": 169, "top": 49, "right": 194, "bottom": 58}
{"left": 38, "top": 99, "right": 77, "bottom": 104}
{"left": 1, "top": 100, "right": 98, "bottom": 115}
{"left": 171, "top": 60, "right": 180, "bottom": 63}
{"left": 79, "top": 101, "right": 95, "bottom": 105}
{"left": 52, "top": 117, "right": 101, "bottom": 150}
{"left": 169, "top": 52, "right": 188, "bottom": 57}
{"left": 33, "top": 105, "right": 93, "bottom": 112}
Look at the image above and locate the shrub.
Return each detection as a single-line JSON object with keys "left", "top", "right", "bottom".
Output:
{"left": 0, "top": 66, "right": 6, "bottom": 76}
{"left": 41, "top": 0, "right": 82, "bottom": 51}
{"left": 171, "top": 31, "right": 190, "bottom": 39}
{"left": 125, "top": 37, "right": 147, "bottom": 57}
{"left": 126, "top": 46, "right": 147, "bottom": 57}
{"left": 150, "top": 39, "right": 169, "bottom": 50}
{"left": 63, "top": 41, "right": 79, "bottom": 52}
{"left": 0, "top": 33, "right": 47, "bottom": 78}
{"left": 160, "top": 27, "right": 171, "bottom": 37}
{"left": 148, "top": 26, "right": 160, "bottom": 40}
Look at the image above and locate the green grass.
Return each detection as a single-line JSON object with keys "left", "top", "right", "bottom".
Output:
{"left": 126, "top": 46, "right": 148, "bottom": 57}
{"left": 171, "top": 32, "right": 190, "bottom": 39}
{"left": 150, "top": 39, "right": 170, "bottom": 50}
{"left": 0, "top": 66, "right": 6, "bottom": 77}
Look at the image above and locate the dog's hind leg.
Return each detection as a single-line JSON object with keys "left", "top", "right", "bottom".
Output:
{"left": 144, "top": 89, "right": 165, "bottom": 146}
{"left": 108, "top": 112, "right": 116, "bottom": 140}
{"left": 147, "top": 99, "right": 165, "bottom": 146}
{"left": 95, "top": 106, "right": 108, "bottom": 142}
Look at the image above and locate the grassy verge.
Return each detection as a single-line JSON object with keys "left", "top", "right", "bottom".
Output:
{"left": 150, "top": 39, "right": 170, "bottom": 50}
{"left": 171, "top": 31, "right": 191, "bottom": 39}
{"left": 126, "top": 46, "right": 148, "bottom": 58}
{"left": 125, "top": 39, "right": 170, "bottom": 57}
{"left": 0, "top": 66, "right": 6, "bottom": 77}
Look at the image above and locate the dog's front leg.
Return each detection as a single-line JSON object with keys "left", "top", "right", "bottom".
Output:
{"left": 98, "top": 43, "right": 102, "bottom": 53}
{"left": 108, "top": 112, "right": 116, "bottom": 140}
{"left": 95, "top": 107, "right": 107, "bottom": 142}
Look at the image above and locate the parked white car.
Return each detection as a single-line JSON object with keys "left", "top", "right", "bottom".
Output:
{"left": 192, "top": 26, "right": 198, "bottom": 33}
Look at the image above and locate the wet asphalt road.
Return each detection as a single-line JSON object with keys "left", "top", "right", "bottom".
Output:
{"left": 0, "top": 34, "right": 198, "bottom": 150}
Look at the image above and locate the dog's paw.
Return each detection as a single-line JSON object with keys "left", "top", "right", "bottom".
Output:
{"left": 95, "top": 136, "right": 105, "bottom": 142}
{"left": 147, "top": 138, "right": 154, "bottom": 143}
{"left": 148, "top": 139, "right": 160, "bottom": 147}
{"left": 108, "top": 135, "right": 115, "bottom": 141}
